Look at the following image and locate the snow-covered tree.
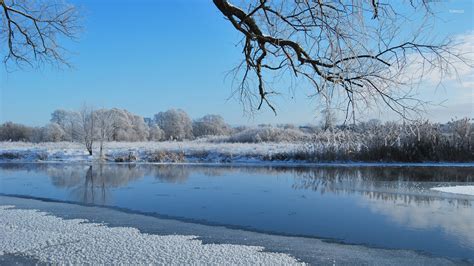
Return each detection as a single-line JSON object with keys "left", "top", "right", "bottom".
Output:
{"left": 0, "top": 122, "right": 33, "bottom": 141}
{"left": 193, "top": 114, "right": 230, "bottom": 138}
{"left": 448, "top": 118, "right": 472, "bottom": 149}
{"left": 321, "top": 108, "right": 336, "bottom": 131}
{"left": 76, "top": 105, "right": 95, "bottom": 155}
{"left": 107, "top": 108, "right": 132, "bottom": 141}
{"left": 94, "top": 109, "right": 116, "bottom": 159}
{"left": 148, "top": 125, "right": 165, "bottom": 141}
{"left": 106, "top": 109, "right": 149, "bottom": 142}
{"left": 50, "top": 109, "right": 80, "bottom": 141}
{"left": 154, "top": 109, "right": 193, "bottom": 140}
{"left": 43, "top": 123, "right": 66, "bottom": 142}
{"left": 130, "top": 114, "right": 149, "bottom": 141}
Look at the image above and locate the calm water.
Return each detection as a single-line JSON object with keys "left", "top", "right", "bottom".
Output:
{"left": 0, "top": 163, "right": 473, "bottom": 261}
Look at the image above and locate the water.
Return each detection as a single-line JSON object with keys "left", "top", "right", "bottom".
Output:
{"left": 0, "top": 163, "right": 473, "bottom": 262}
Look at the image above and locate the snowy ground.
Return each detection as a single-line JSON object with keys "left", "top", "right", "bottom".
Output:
{"left": 2, "top": 141, "right": 474, "bottom": 166}
{"left": 0, "top": 205, "right": 302, "bottom": 265}
{"left": 0, "top": 141, "right": 303, "bottom": 163}
{"left": 431, "top": 186, "right": 474, "bottom": 196}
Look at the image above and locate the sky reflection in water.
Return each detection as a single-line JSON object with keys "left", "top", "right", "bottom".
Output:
{"left": 0, "top": 163, "right": 473, "bottom": 261}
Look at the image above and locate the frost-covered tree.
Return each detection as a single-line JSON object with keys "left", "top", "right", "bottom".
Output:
{"left": 29, "top": 127, "right": 46, "bottom": 143}
{"left": 193, "top": 114, "right": 230, "bottom": 138}
{"left": 50, "top": 109, "right": 80, "bottom": 141}
{"left": 212, "top": 0, "right": 469, "bottom": 119}
{"left": 50, "top": 109, "right": 70, "bottom": 126}
{"left": 154, "top": 109, "right": 193, "bottom": 141}
{"left": 0, "top": 121, "right": 33, "bottom": 141}
{"left": 148, "top": 125, "right": 164, "bottom": 141}
{"left": 107, "top": 108, "right": 132, "bottom": 141}
{"left": 94, "top": 109, "right": 115, "bottom": 159}
{"left": 105, "top": 109, "right": 149, "bottom": 142}
{"left": 43, "top": 123, "right": 66, "bottom": 142}
{"left": 2, "top": 0, "right": 470, "bottom": 119}
{"left": 448, "top": 118, "right": 472, "bottom": 150}
{"left": 130, "top": 114, "right": 149, "bottom": 141}
{"left": 321, "top": 108, "right": 336, "bottom": 131}
{"left": 76, "top": 105, "right": 95, "bottom": 155}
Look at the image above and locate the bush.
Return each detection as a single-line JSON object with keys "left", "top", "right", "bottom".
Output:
{"left": 225, "top": 127, "right": 310, "bottom": 143}
{"left": 146, "top": 151, "right": 185, "bottom": 163}
{"left": 114, "top": 152, "right": 138, "bottom": 162}
{"left": 0, "top": 152, "right": 21, "bottom": 160}
{"left": 298, "top": 118, "right": 474, "bottom": 162}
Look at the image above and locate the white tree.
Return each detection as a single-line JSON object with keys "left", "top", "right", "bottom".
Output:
{"left": 76, "top": 105, "right": 95, "bottom": 155}
{"left": 148, "top": 125, "right": 165, "bottom": 141}
{"left": 154, "top": 109, "right": 193, "bottom": 141}
{"left": 106, "top": 108, "right": 149, "bottom": 141}
{"left": 108, "top": 108, "right": 132, "bottom": 141}
{"left": 321, "top": 108, "right": 336, "bottom": 131}
{"left": 94, "top": 109, "right": 115, "bottom": 159}
{"left": 50, "top": 109, "right": 79, "bottom": 141}
{"left": 130, "top": 114, "right": 149, "bottom": 141}
{"left": 193, "top": 114, "right": 230, "bottom": 137}
{"left": 43, "top": 123, "right": 66, "bottom": 142}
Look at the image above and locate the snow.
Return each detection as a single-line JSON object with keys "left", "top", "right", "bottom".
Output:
{"left": 0, "top": 205, "right": 303, "bottom": 265}
{"left": 0, "top": 141, "right": 304, "bottom": 163}
{"left": 2, "top": 141, "right": 474, "bottom": 166}
{"left": 431, "top": 186, "right": 474, "bottom": 196}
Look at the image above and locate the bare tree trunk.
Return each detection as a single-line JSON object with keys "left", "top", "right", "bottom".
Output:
{"left": 87, "top": 144, "right": 92, "bottom": 156}
{"left": 99, "top": 139, "right": 104, "bottom": 160}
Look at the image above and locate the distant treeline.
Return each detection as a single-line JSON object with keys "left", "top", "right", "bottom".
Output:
{"left": 0, "top": 108, "right": 230, "bottom": 143}
{"left": 0, "top": 107, "right": 472, "bottom": 162}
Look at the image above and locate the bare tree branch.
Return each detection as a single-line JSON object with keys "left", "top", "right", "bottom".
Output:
{"left": 213, "top": 0, "right": 471, "bottom": 119}
{"left": 0, "top": 0, "right": 80, "bottom": 69}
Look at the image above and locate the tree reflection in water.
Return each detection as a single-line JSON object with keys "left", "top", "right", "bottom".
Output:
{"left": 1, "top": 163, "right": 471, "bottom": 206}
{"left": 1, "top": 163, "right": 473, "bottom": 249}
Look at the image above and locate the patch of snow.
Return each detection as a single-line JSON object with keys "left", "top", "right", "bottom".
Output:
{"left": 0, "top": 205, "right": 303, "bottom": 265}
{"left": 431, "top": 186, "right": 474, "bottom": 196}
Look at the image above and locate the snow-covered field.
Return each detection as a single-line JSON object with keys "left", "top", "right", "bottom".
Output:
{"left": 0, "top": 141, "right": 304, "bottom": 163}
{"left": 431, "top": 186, "right": 474, "bottom": 196}
{"left": 2, "top": 141, "right": 474, "bottom": 166}
{"left": 0, "top": 205, "right": 302, "bottom": 264}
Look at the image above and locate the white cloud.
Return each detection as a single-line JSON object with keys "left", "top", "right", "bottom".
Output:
{"left": 410, "top": 31, "right": 474, "bottom": 88}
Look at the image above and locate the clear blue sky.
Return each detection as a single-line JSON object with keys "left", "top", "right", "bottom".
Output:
{"left": 1, "top": 0, "right": 473, "bottom": 126}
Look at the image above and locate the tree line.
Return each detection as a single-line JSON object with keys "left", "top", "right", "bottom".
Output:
{"left": 0, "top": 107, "right": 232, "bottom": 157}
{"left": 0, "top": 107, "right": 472, "bottom": 161}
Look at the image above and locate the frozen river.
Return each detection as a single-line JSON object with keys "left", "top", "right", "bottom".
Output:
{"left": 0, "top": 163, "right": 473, "bottom": 264}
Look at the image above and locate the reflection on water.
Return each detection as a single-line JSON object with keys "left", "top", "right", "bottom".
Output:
{"left": 0, "top": 163, "right": 473, "bottom": 261}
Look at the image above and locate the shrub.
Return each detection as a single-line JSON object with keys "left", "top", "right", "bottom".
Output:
{"left": 225, "top": 127, "right": 310, "bottom": 143}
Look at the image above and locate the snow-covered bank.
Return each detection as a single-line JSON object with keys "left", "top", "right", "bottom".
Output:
{"left": 2, "top": 141, "right": 474, "bottom": 165}
{"left": 431, "top": 186, "right": 474, "bottom": 196}
{"left": 0, "top": 205, "right": 302, "bottom": 264}
{"left": 0, "top": 141, "right": 302, "bottom": 163}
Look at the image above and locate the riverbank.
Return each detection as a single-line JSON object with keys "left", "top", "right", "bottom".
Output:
{"left": 1, "top": 141, "right": 474, "bottom": 165}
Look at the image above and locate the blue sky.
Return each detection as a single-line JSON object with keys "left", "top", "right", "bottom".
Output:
{"left": 1, "top": 0, "right": 473, "bottom": 126}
